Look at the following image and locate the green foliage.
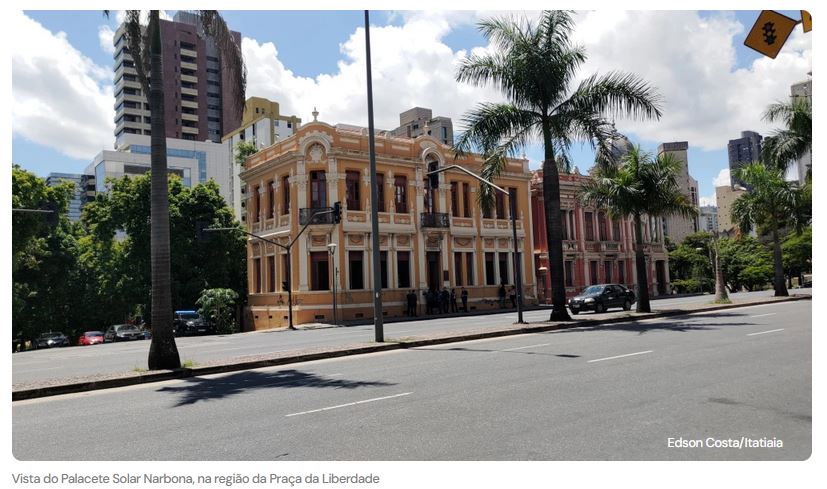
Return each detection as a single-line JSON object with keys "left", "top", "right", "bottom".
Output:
{"left": 82, "top": 173, "right": 247, "bottom": 322}
{"left": 668, "top": 231, "right": 714, "bottom": 291}
{"left": 196, "top": 288, "right": 239, "bottom": 335}
{"left": 739, "top": 264, "right": 774, "bottom": 291}
{"left": 670, "top": 278, "right": 704, "bottom": 294}
{"left": 782, "top": 225, "right": 812, "bottom": 282}
{"left": 234, "top": 140, "right": 258, "bottom": 168}
{"left": 717, "top": 236, "right": 773, "bottom": 292}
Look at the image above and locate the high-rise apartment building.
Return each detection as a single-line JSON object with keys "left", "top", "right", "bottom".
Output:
{"left": 727, "top": 130, "right": 762, "bottom": 189}
{"left": 45, "top": 173, "right": 96, "bottom": 222}
{"left": 112, "top": 11, "right": 242, "bottom": 148}
{"left": 699, "top": 205, "right": 718, "bottom": 234}
{"left": 715, "top": 185, "right": 746, "bottom": 233}
{"left": 391, "top": 107, "right": 454, "bottom": 146}
{"left": 657, "top": 141, "right": 699, "bottom": 244}
{"left": 791, "top": 76, "right": 812, "bottom": 184}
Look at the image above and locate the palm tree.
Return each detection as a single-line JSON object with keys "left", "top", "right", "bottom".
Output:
{"left": 115, "top": 10, "right": 246, "bottom": 369}
{"left": 761, "top": 97, "right": 811, "bottom": 175}
{"left": 580, "top": 146, "right": 697, "bottom": 312}
{"left": 454, "top": 11, "right": 662, "bottom": 321}
{"left": 731, "top": 162, "right": 807, "bottom": 297}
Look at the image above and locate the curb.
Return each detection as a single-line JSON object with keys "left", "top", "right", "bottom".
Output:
{"left": 12, "top": 295, "right": 810, "bottom": 401}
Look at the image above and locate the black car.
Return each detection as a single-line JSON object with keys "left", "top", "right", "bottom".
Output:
{"left": 568, "top": 284, "right": 636, "bottom": 314}
{"left": 104, "top": 324, "right": 143, "bottom": 342}
{"left": 173, "top": 310, "right": 215, "bottom": 336}
{"left": 35, "top": 332, "right": 70, "bottom": 349}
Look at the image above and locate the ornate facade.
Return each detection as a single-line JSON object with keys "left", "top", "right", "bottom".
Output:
{"left": 530, "top": 171, "right": 671, "bottom": 302}
{"left": 240, "top": 120, "right": 535, "bottom": 330}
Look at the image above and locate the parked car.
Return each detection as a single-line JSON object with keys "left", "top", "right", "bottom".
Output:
{"left": 35, "top": 332, "right": 70, "bottom": 349}
{"left": 173, "top": 310, "right": 215, "bottom": 336}
{"left": 139, "top": 325, "right": 152, "bottom": 340}
{"left": 104, "top": 324, "right": 143, "bottom": 342}
{"left": 568, "top": 284, "right": 636, "bottom": 314}
{"left": 78, "top": 331, "right": 105, "bottom": 346}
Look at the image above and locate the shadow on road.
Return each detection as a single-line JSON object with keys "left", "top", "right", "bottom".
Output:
{"left": 545, "top": 311, "right": 753, "bottom": 336}
{"left": 157, "top": 369, "right": 396, "bottom": 407}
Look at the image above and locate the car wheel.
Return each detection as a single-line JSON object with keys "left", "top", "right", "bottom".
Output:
{"left": 570, "top": 309, "right": 579, "bottom": 315}
{"left": 595, "top": 302, "right": 605, "bottom": 313}
{"left": 623, "top": 300, "right": 632, "bottom": 311}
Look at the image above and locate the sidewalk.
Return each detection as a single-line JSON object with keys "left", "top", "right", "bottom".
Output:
{"left": 12, "top": 293, "right": 811, "bottom": 401}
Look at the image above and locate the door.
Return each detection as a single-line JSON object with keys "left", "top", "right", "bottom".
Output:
{"left": 426, "top": 251, "right": 441, "bottom": 291}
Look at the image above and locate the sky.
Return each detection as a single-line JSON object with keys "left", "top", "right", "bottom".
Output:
{"left": 10, "top": 9, "right": 812, "bottom": 208}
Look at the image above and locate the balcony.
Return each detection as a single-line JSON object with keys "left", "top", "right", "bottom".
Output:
{"left": 180, "top": 48, "right": 198, "bottom": 58}
{"left": 299, "top": 207, "right": 335, "bottom": 225}
{"left": 420, "top": 212, "right": 449, "bottom": 228}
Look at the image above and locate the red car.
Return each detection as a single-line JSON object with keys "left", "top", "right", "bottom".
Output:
{"left": 78, "top": 331, "right": 105, "bottom": 346}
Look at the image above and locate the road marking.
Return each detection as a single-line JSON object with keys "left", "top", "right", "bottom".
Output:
{"left": 501, "top": 343, "right": 551, "bottom": 352}
{"left": 747, "top": 328, "right": 785, "bottom": 336}
{"left": 285, "top": 392, "right": 412, "bottom": 417}
{"left": 750, "top": 313, "right": 777, "bottom": 318}
{"left": 588, "top": 350, "right": 653, "bottom": 363}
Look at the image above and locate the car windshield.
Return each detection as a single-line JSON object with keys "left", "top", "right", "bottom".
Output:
{"left": 582, "top": 286, "right": 604, "bottom": 295}
{"left": 40, "top": 332, "right": 63, "bottom": 338}
{"left": 85, "top": 332, "right": 104, "bottom": 337}
{"left": 178, "top": 313, "right": 199, "bottom": 320}
{"left": 117, "top": 325, "right": 139, "bottom": 332}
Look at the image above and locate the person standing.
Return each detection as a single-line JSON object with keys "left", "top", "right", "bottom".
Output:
{"left": 461, "top": 287, "right": 469, "bottom": 312}
{"left": 450, "top": 289, "right": 458, "bottom": 313}
{"left": 498, "top": 283, "right": 506, "bottom": 309}
{"left": 509, "top": 286, "right": 517, "bottom": 308}
{"left": 440, "top": 288, "right": 449, "bottom": 314}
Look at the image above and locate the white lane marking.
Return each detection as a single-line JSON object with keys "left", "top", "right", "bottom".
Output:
{"left": 588, "top": 350, "right": 653, "bottom": 363}
{"left": 750, "top": 313, "right": 777, "bottom": 318}
{"left": 747, "top": 328, "right": 785, "bottom": 336}
{"left": 285, "top": 392, "right": 412, "bottom": 417}
{"left": 501, "top": 343, "right": 551, "bottom": 352}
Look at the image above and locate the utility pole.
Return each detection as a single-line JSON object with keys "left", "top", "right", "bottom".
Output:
{"left": 365, "top": 10, "right": 384, "bottom": 342}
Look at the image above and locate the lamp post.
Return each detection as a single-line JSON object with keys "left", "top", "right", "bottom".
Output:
{"left": 538, "top": 266, "right": 548, "bottom": 304}
{"left": 327, "top": 242, "right": 338, "bottom": 326}
{"left": 426, "top": 164, "right": 525, "bottom": 324}
{"left": 697, "top": 230, "right": 730, "bottom": 303}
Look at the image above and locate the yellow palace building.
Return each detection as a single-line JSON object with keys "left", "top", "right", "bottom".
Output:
{"left": 239, "top": 117, "right": 535, "bottom": 330}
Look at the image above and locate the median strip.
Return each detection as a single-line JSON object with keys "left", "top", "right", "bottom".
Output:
{"left": 587, "top": 350, "right": 653, "bottom": 363}
{"left": 285, "top": 392, "right": 413, "bottom": 417}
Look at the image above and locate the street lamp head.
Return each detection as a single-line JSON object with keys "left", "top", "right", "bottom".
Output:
{"left": 327, "top": 242, "right": 337, "bottom": 253}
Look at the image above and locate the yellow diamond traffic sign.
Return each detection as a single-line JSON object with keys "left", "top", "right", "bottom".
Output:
{"left": 744, "top": 10, "right": 798, "bottom": 59}
{"left": 801, "top": 10, "right": 812, "bottom": 33}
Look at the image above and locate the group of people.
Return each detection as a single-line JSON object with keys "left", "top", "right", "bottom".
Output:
{"left": 405, "top": 288, "right": 469, "bottom": 316}
{"left": 498, "top": 283, "right": 518, "bottom": 309}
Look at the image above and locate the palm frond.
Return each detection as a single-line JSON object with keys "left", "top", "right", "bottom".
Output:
{"left": 561, "top": 71, "right": 663, "bottom": 122}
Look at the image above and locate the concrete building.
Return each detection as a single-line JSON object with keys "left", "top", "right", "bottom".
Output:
{"left": 657, "top": 141, "right": 699, "bottom": 245}
{"left": 699, "top": 205, "right": 719, "bottom": 233}
{"left": 223, "top": 97, "right": 302, "bottom": 221}
{"left": 727, "top": 131, "right": 763, "bottom": 189}
{"left": 112, "top": 11, "right": 243, "bottom": 147}
{"left": 45, "top": 173, "right": 96, "bottom": 222}
{"left": 531, "top": 170, "right": 671, "bottom": 301}
{"left": 391, "top": 107, "right": 454, "bottom": 146}
{"left": 715, "top": 185, "right": 746, "bottom": 233}
{"left": 86, "top": 133, "right": 230, "bottom": 203}
{"left": 791, "top": 77, "right": 812, "bottom": 184}
{"left": 239, "top": 119, "right": 534, "bottom": 329}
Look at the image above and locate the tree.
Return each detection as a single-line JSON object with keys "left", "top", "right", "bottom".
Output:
{"left": 453, "top": 11, "right": 662, "bottom": 320}
{"left": 731, "top": 162, "right": 807, "bottom": 296}
{"left": 81, "top": 174, "right": 247, "bottom": 323}
{"left": 782, "top": 225, "right": 811, "bottom": 287}
{"left": 196, "top": 288, "right": 239, "bottom": 334}
{"left": 115, "top": 10, "right": 246, "bottom": 369}
{"left": 716, "top": 236, "right": 773, "bottom": 293}
{"left": 580, "top": 146, "right": 697, "bottom": 312}
{"left": 761, "top": 97, "right": 811, "bottom": 175}
{"left": 234, "top": 140, "right": 258, "bottom": 168}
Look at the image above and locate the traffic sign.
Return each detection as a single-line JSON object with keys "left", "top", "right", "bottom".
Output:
{"left": 744, "top": 10, "right": 798, "bottom": 59}
{"left": 801, "top": 10, "right": 812, "bottom": 33}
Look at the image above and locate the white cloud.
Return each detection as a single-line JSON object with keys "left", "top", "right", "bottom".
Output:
{"left": 712, "top": 168, "right": 731, "bottom": 188}
{"left": 572, "top": 11, "right": 812, "bottom": 151}
{"left": 98, "top": 25, "right": 115, "bottom": 54}
{"left": 12, "top": 11, "right": 114, "bottom": 160}
{"left": 699, "top": 195, "right": 716, "bottom": 207}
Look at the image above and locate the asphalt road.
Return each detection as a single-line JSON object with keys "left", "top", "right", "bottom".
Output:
{"left": 11, "top": 289, "right": 807, "bottom": 385}
{"left": 12, "top": 300, "right": 811, "bottom": 460}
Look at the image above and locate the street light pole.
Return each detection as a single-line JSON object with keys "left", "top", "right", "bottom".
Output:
{"left": 427, "top": 164, "right": 525, "bottom": 324}
{"left": 327, "top": 242, "right": 338, "bottom": 325}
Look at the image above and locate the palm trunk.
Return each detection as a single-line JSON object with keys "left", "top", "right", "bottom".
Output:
{"left": 713, "top": 240, "right": 729, "bottom": 302}
{"left": 541, "top": 119, "right": 571, "bottom": 321}
{"left": 771, "top": 227, "right": 788, "bottom": 297}
{"left": 633, "top": 213, "right": 651, "bottom": 312}
{"left": 146, "top": 11, "right": 181, "bottom": 370}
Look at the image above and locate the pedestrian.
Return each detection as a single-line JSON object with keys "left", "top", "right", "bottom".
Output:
{"left": 425, "top": 289, "right": 433, "bottom": 315}
{"left": 498, "top": 283, "right": 506, "bottom": 309}
{"left": 407, "top": 290, "right": 417, "bottom": 317}
{"left": 440, "top": 288, "right": 449, "bottom": 314}
{"left": 450, "top": 289, "right": 458, "bottom": 313}
{"left": 509, "top": 286, "right": 517, "bottom": 308}
{"left": 461, "top": 287, "right": 468, "bottom": 312}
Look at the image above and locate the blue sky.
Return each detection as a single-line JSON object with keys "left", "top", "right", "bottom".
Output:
{"left": 12, "top": 10, "right": 812, "bottom": 206}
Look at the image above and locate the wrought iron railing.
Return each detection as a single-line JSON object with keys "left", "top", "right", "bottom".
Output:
{"left": 420, "top": 212, "right": 450, "bottom": 228}
{"left": 299, "top": 207, "right": 334, "bottom": 225}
